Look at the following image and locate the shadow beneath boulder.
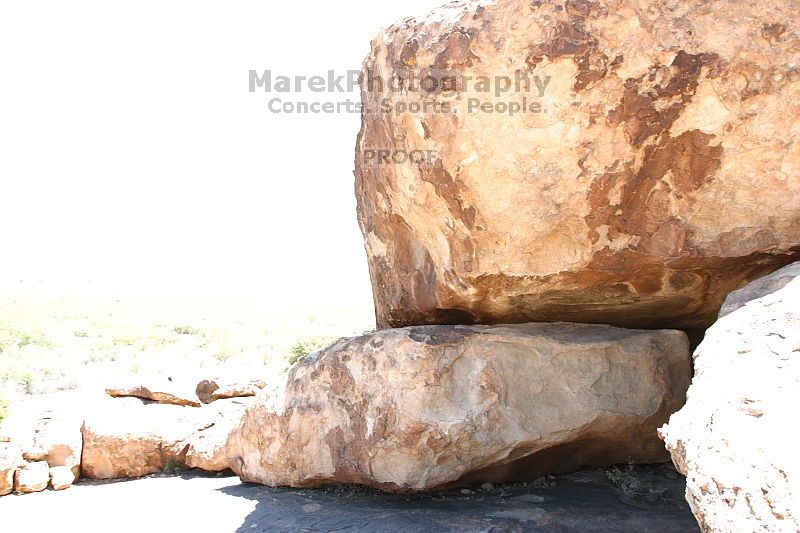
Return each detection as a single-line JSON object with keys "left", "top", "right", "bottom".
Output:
{"left": 219, "top": 465, "right": 698, "bottom": 533}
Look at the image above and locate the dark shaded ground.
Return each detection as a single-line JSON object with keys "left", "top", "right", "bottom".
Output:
{"left": 0, "top": 464, "right": 698, "bottom": 532}
{"left": 223, "top": 464, "right": 697, "bottom": 533}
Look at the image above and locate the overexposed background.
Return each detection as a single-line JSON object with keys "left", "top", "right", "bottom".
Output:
{"left": 0, "top": 1, "right": 444, "bottom": 397}
{"left": 0, "top": 0, "right": 443, "bottom": 306}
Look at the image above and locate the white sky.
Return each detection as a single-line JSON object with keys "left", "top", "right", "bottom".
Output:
{"left": 0, "top": 0, "right": 443, "bottom": 307}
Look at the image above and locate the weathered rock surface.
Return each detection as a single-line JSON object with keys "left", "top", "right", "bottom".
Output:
{"left": 0, "top": 402, "right": 84, "bottom": 494}
{"left": 49, "top": 465, "right": 76, "bottom": 491}
{"left": 0, "top": 441, "right": 21, "bottom": 496}
{"left": 81, "top": 398, "right": 196, "bottom": 479}
{"left": 718, "top": 262, "right": 800, "bottom": 318}
{"left": 24, "top": 410, "right": 83, "bottom": 487}
{"left": 196, "top": 379, "right": 265, "bottom": 404}
{"left": 227, "top": 323, "right": 690, "bottom": 491}
{"left": 81, "top": 397, "right": 247, "bottom": 479}
{"left": 13, "top": 460, "right": 49, "bottom": 493}
{"left": 660, "top": 262, "right": 800, "bottom": 532}
{"left": 106, "top": 380, "right": 201, "bottom": 407}
{"left": 0, "top": 470, "right": 12, "bottom": 496}
{"left": 183, "top": 398, "right": 253, "bottom": 472}
{"left": 355, "top": 0, "right": 800, "bottom": 330}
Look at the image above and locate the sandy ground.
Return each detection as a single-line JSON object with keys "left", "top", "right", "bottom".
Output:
{"left": 0, "top": 468, "right": 699, "bottom": 533}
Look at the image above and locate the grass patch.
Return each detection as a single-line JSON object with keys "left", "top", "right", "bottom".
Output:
{"left": 0, "top": 322, "right": 52, "bottom": 353}
{"left": 288, "top": 336, "right": 336, "bottom": 365}
{"left": 172, "top": 325, "right": 200, "bottom": 335}
{"left": 0, "top": 283, "right": 374, "bottom": 396}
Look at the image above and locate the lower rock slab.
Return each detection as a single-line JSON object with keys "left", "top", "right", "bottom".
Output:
{"left": 227, "top": 322, "right": 691, "bottom": 491}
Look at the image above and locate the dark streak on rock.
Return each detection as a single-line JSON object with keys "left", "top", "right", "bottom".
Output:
{"left": 607, "top": 51, "right": 721, "bottom": 146}
{"left": 524, "top": 2, "right": 613, "bottom": 91}
{"left": 420, "top": 159, "right": 478, "bottom": 231}
{"left": 642, "top": 130, "right": 724, "bottom": 194}
{"left": 400, "top": 39, "right": 420, "bottom": 67}
{"left": 584, "top": 129, "right": 723, "bottom": 266}
{"left": 368, "top": 214, "right": 439, "bottom": 329}
{"left": 762, "top": 22, "right": 787, "bottom": 44}
{"left": 433, "top": 27, "right": 480, "bottom": 71}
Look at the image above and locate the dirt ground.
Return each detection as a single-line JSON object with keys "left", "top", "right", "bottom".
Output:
{"left": 0, "top": 466, "right": 698, "bottom": 532}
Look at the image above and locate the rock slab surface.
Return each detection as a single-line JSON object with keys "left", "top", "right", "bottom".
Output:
{"left": 81, "top": 397, "right": 251, "bottom": 479}
{"left": 228, "top": 322, "right": 690, "bottom": 491}
{"left": 660, "top": 262, "right": 800, "bottom": 532}
{"left": 24, "top": 410, "right": 83, "bottom": 489}
{"left": 106, "top": 380, "right": 202, "bottom": 407}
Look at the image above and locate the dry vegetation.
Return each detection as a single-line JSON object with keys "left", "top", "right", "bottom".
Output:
{"left": 0, "top": 281, "right": 374, "bottom": 405}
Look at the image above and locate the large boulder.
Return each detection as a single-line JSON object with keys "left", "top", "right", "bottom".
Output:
{"left": 227, "top": 323, "right": 690, "bottom": 491}
{"left": 660, "top": 262, "right": 800, "bottom": 532}
{"left": 355, "top": 0, "right": 800, "bottom": 330}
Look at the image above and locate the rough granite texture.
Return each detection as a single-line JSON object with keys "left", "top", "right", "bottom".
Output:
{"left": 355, "top": 0, "right": 800, "bottom": 330}
{"left": 81, "top": 397, "right": 250, "bottom": 479}
{"left": 227, "top": 322, "right": 690, "bottom": 491}
{"left": 0, "top": 441, "right": 20, "bottom": 496}
{"left": 660, "top": 262, "right": 800, "bottom": 532}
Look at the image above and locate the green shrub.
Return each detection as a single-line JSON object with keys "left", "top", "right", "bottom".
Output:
{"left": 164, "top": 458, "right": 187, "bottom": 475}
{"left": 0, "top": 398, "right": 8, "bottom": 423}
{"left": 287, "top": 336, "right": 335, "bottom": 365}
{"left": 605, "top": 463, "right": 671, "bottom": 504}
{"left": 605, "top": 463, "right": 639, "bottom": 498}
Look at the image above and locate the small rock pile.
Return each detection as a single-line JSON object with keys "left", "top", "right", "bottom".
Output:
{"left": 0, "top": 377, "right": 265, "bottom": 496}
{"left": 1, "top": 407, "right": 82, "bottom": 495}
